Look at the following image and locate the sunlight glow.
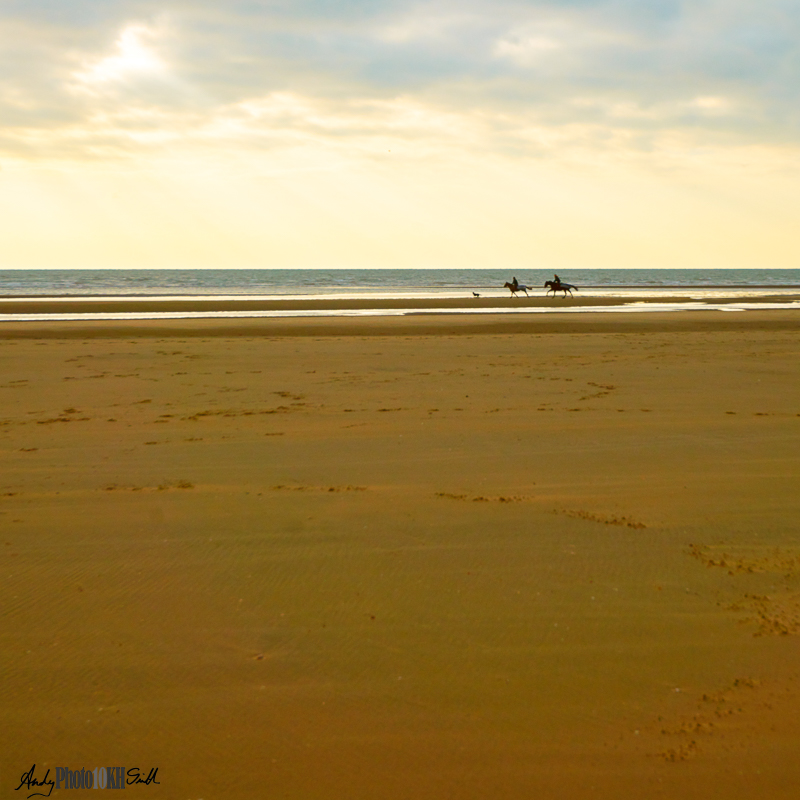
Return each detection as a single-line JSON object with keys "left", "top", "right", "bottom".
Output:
{"left": 76, "top": 25, "right": 165, "bottom": 85}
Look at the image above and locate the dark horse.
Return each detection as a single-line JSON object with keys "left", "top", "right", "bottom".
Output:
{"left": 544, "top": 280, "right": 578, "bottom": 297}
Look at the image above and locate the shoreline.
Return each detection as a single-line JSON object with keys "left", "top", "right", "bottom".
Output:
{"left": 2, "top": 284, "right": 800, "bottom": 301}
{"left": 1, "top": 290, "right": 800, "bottom": 311}
{"left": 1, "top": 308, "right": 800, "bottom": 338}
{"left": 0, "top": 292, "right": 798, "bottom": 332}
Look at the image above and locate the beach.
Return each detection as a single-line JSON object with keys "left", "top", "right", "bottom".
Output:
{"left": 2, "top": 306, "right": 799, "bottom": 798}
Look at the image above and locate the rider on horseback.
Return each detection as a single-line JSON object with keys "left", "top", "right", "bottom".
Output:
{"left": 504, "top": 277, "right": 530, "bottom": 296}
{"left": 544, "top": 274, "right": 578, "bottom": 297}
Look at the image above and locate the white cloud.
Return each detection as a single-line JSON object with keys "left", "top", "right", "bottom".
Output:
{"left": 0, "top": 0, "right": 797, "bottom": 166}
{"left": 376, "top": 11, "right": 476, "bottom": 43}
{"left": 493, "top": 34, "right": 562, "bottom": 65}
{"left": 688, "top": 95, "right": 733, "bottom": 114}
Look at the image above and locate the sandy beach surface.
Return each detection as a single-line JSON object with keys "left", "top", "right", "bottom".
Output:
{"left": 2, "top": 308, "right": 799, "bottom": 798}
{"left": 1, "top": 292, "right": 799, "bottom": 318}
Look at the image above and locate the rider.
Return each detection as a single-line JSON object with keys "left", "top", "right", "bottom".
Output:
{"left": 553, "top": 274, "right": 561, "bottom": 285}
{"left": 511, "top": 276, "right": 519, "bottom": 290}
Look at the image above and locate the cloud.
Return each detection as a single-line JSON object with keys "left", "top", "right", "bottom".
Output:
{"left": 1, "top": 0, "right": 799, "bottom": 165}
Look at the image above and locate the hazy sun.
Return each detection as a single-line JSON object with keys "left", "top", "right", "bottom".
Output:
{"left": 77, "top": 25, "right": 165, "bottom": 84}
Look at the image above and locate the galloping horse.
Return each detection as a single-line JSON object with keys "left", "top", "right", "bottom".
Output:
{"left": 504, "top": 279, "right": 531, "bottom": 297}
{"left": 544, "top": 280, "right": 578, "bottom": 297}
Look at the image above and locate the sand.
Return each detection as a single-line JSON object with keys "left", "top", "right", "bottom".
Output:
{"left": 1, "top": 291, "right": 799, "bottom": 318}
{"left": 2, "top": 308, "right": 799, "bottom": 799}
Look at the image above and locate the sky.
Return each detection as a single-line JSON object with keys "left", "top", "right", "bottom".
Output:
{"left": 1, "top": 0, "right": 799, "bottom": 270}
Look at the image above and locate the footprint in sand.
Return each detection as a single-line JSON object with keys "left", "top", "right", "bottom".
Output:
{"left": 555, "top": 509, "right": 646, "bottom": 529}
{"left": 689, "top": 544, "right": 800, "bottom": 636}
{"left": 435, "top": 492, "right": 533, "bottom": 503}
{"left": 644, "top": 676, "right": 766, "bottom": 762}
{"left": 271, "top": 484, "right": 367, "bottom": 493}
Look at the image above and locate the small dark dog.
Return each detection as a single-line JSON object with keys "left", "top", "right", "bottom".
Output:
{"left": 472, "top": 292, "right": 480, "bottom": 297}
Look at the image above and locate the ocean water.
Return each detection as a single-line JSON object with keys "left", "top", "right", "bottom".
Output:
{"left": 1, "top": 269, "right": 799, "bottom": 320}
{"left": 1, "top": 268, "right": 800, "bottom": 298}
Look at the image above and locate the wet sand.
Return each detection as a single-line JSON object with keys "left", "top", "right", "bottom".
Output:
{"left": 1, "top": 291, "right": 799, "bottom": 317}
{"left": 1, "top": 311, "right": 799, "bottom": 798}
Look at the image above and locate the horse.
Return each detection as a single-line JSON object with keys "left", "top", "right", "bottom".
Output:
{"left": 504, "top": 281, "right": 531, "bottom": 297}
{"left": 544, "top": 280, "right": 578, "bottom": 297}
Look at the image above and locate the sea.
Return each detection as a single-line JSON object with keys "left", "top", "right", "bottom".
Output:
{"left": 1, "top": 269, "right": 799, "bottom": 320}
